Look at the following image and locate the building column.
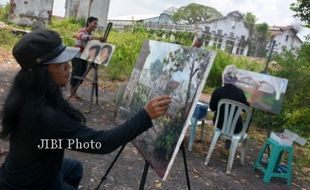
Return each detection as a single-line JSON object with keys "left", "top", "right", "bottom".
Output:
{"left": 221, "top": 37, "right": 227, "bottom": 51}
{"left": 232, "top": 40, "right": 238, "bottom": 54}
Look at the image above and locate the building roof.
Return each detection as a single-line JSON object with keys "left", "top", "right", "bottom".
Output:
{"left": 200, "top": 11, "right": 247, "bottom": 29}
{"left": 269, "top": 25, "right": 303, "bottom": 43}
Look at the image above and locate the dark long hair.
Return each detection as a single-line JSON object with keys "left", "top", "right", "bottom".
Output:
{"left": 0, "top": 66, "right": 85, "bottom": 139}
{"left": 100, "top": 45, "right": 112, "bottom": 65}
{"left": 86, "top": 16, "right": 98, "bottom": 27}
{"left": 87, "top": 45, "right": 101, "bottom": 62}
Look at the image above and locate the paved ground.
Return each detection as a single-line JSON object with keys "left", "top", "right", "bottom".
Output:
{"left": 0, "top": 60, "right": 309, "bottom": 190}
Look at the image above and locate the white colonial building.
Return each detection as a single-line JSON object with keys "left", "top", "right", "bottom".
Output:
{"left": 268, "top": 26, "right": 303, "bottom": 54}
{"left": 198, "top": 11, "right": 250, "bottom": 56}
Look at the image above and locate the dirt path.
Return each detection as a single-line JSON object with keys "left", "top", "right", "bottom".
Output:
{"left": 0, "top": 59, "right": 309, "bottom": 190}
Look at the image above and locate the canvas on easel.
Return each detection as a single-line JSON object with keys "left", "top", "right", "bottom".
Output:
{"left": 116, "top": 40, "right": 216, "bottom": 180}
{"left": 79, "top": 40, "right": 115, "bottom": 66}
{"left": 235, "top": 69, "right": 288, "bottom": 114}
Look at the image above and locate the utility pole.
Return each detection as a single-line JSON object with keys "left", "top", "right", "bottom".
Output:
{"left": 263, "top": 40, "right": 276, "bottom": 73}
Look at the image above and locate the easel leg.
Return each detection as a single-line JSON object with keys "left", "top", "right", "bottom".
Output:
{"left": 68, "top": 63, "right": 93, "bottom": 101}
{"left": 94, "top": 65, "right": 99, "bottom": 105}
{"left": 200, "top": 121, "right": 205, "bottom": 143}
{"left": 181, "top": 143, "right": 191, "bottom": 190}
{"left": 139, "top": 161, "right": 150, "bottom": 190}
{"left": 89, "top": 65, "right": 99, "bottom": 111}
{"left": 266, "top": 114, "right": 272, "bottom": 156}
{"left": 95, "top": 144, "right": 127, "bottom": 190}
{"left": 89, "top": 79, "right": 95, "bottom": 111}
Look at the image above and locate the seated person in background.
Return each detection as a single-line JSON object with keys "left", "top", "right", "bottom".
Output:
{"left": 209, "top": 65, "right": 250, "bottom": 147}
{"left": 192, "top": 36, "right": 203, "bottom": 48}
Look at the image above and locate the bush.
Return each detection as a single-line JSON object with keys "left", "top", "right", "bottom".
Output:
{"left": 268, "top": 43, "right": 310, "bottom": 136}
{"left": 104, "top": 29, "right": 151, "bottom": 80}
{"left": 0, "top": 3, "right": 10, "bottom": 22}
{"left": 49, "top": 17, "right": 85, "bottom": 46}
{"left": 0, "top": 29, "right": 20, "bottom": 50}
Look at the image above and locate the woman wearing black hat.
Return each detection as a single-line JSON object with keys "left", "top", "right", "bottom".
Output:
{"left": 0, "top": 30, "right": 171, "bottom": 190}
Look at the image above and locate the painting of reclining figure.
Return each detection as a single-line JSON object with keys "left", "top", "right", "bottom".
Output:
{"left": 117, "top": 40, "right": 216, "bottom": 180}
{"left": 235, "top": 69, "right": 288, "bottom": 114}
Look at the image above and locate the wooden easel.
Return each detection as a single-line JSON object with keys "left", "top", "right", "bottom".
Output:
{"left": 68, "top": 22, "right": 113, "bottom": 111}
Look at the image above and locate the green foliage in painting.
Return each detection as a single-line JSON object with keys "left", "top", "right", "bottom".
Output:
{"left": 154, "top": 111, "right": 184, "bottom": 161}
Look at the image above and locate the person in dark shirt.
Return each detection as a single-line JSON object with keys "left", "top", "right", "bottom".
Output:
{"left": 0, "top": 30, "right": 171, "bottom": 190}
{"left": 209, "top": 65, "right": 250, "bottom": 147}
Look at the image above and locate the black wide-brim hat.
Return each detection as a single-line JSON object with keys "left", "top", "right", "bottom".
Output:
{"left": 13, "top": 30, "right": 79, "bottom": 69}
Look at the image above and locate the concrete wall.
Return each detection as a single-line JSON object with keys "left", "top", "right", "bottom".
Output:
{"left": 65, "top": 0, "right": 110, "bottom": 28}
{"left": 9, "top": 0, "right": 53, "bottom": 26}
{"left": 65, "top": 0, "right": 80, "bottom": 18}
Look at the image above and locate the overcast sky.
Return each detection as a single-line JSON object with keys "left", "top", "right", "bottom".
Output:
{"left": 0, "top": 0, "right": 309, "bottom": 40}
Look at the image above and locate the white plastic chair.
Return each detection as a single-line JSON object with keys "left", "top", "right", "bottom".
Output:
{"left": 204, "top": 99, "right": 252, "bottom": 174}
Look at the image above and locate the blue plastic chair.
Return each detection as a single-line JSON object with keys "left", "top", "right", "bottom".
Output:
{"left": 188, "top": 101, "right": 209, "bottom": 151}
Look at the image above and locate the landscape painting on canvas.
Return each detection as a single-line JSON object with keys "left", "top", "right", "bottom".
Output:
{"left": 117, "top": 40, "right": 216, "bottom": 180}
{"left": 79, "top": 40, "right": 115, "bottom": 66}
{"left": 235, "top": 69, "right": 288, "bottom": 114}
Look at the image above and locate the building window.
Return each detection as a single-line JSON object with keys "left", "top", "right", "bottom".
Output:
{"left": 218, "top": 38, "right": 223, "bottom": 49}
{"left": 213, "top": 37, "right": 223, "bottom": 49}
{"left": 217, "top": 29, "right": 223, "bottom": 35}
{"left": 236, "top": 43, "right": 245, "bottom": 55}
{"left": 285, "top": 35, "right": 289, "bottom": 42}
{"left": 205, "top": 26, "right": 210, "bottom": 33}
{"left": 241, "top": 35, "right": 245, "bottom": 41}
{"left": 229, "top": 32, "right": 234, "bottom": 38}
{"left": 213, "top": 37, "right": 218, "bottom": 48}
{"left": 232, "top": 21, "right": 236, "bottom": 29}
{"left": 225, "top": 40, "right": 234, "bottom": 54}
{"left": 205, "top": 35, "right": 211, "bottom": 46}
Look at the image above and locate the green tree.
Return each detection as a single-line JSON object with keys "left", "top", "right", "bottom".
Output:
{"left": 244, "top": 12, "right": 257, "bottom": 56}
{"left": 270, "top": 43, "right": 310, "bottom": 136}
{"left": 0, "top": 3, "right": 10, "bottom": 22}
{"left": 253, "top": 23, "right": 270, "bottom": 57}
{"left": 172, "top": 3, "right": 222, "bottom": 24}
{"left": 291, "top": 0, "right": 310, "bottom": 27}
